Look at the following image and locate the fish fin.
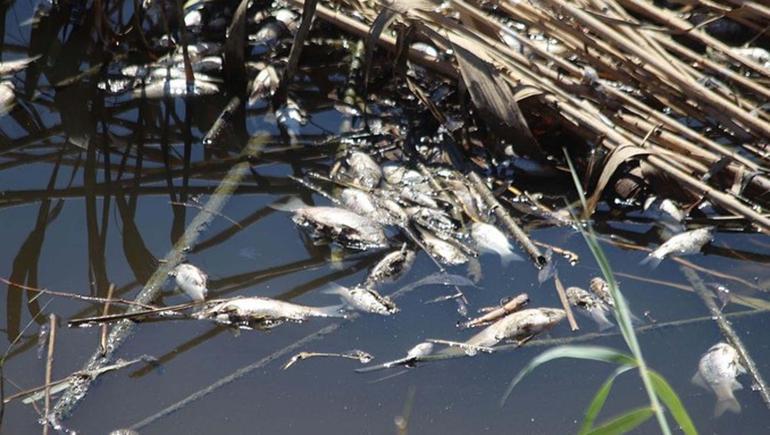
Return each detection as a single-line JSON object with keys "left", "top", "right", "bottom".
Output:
{"left": 732, "top": 379, "right": 744, "bottom": 391}
{"left": 640, "top": 254, "right": 662, "bottom": 268}
{"left": 500, "top": 250, "right": 524, "bottom": 267}
{"left": 691, "top": 371, "right": 708, "bottom": 390}
{"left": 314, "top": 304, "right": 348, "bottom": 318}
{"left": 596, "top": 316, "right": 615, "bottom": 332}
{"left": 715, "top": 395, "right": 741, "bottom": 417}
{"left": 319, "top": 282, "right": 348, "bottom": 296}
{"left": 269, "top": 196, "right": 308, "bottom": 212}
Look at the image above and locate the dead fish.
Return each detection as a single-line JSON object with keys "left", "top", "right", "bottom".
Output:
{"left": 356, "top": 342, "right": 434, "bottom": 373}
{"left": 419, "top": 229, "right": 468, "bottom": 265}
{"left": 365, "top": 244, "right": 416, "bottom": 285}
{"left": 170, "top": 263, "right": 208, "bottom": 302}
{"left": 409, "top": 207, "right": 458, "bottom": 240}
{"left": 643, "top": 195, "right": 685, "bottom": 233}
{"left": 339, "top": 188, "right": 395, "bottom": 226}
{"left": 248, "top": 65, "right": 279, "bottom": 103}
{"left": 382, "top": 163, "right": 424, "bottom": 186}
{"left": 471, "top": 222, "right": 523, "bottom": 266}
{"left": 641, "top": 227, "right": 713, "bottom": 267}
{"left": 589, "top": 277, "right": 614, "bottom": 308}
{"left": 452, "top": 308, "right": 566, "bottom": 354}
{"left": 322, "top": 283, "right": 399, "bottom": 315}
{"left": 131, "top": 77, "right": 219, "bottom": 99}
{"left": 692, "top": 342, "right": 746, "bottom": 417}
{"left": 346, "top": 151, "right": 382, "bottom": 189}
{"left": 566, "top": 286, "right": 613, "bottom": 331}
{"left": 274, "top": 199, "right": 388, "bottom": 250}
{"left": 0, "top": 81, "right": 15, "bottom": 115}
{"left": 390, "top": 272, "right": 476, "bottom": 299}
{"left": 0, "top": 56, "right": 39, "bottom": 76}
{"left": 460, "top": 293, "right": 529, "bottom": 329}
{"left": 194, "top": 296, "right": 345, "bottom": 328}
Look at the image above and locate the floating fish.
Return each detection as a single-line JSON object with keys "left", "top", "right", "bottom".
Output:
{"left": 0, "top": 81, "right": 15, "bottom": 115}
{"left": 409, "top": 207, "right": 458, "bottom": 240}
{"left": 131, "top": 77, "right": 219, "bottom": 99}
{"left": 339, "top": 188, "right": 396, "bottom": 226}
{"left": 356, "top": 342, "right": 434, "bottom": 373}
{"left": 322, "top": 283, "right": 399, "bottom": 315}
{"left": 0, "top": 56, "right": 39, "bottom": 76}
{"left": 419, "top": 230, "right": 468, "bottom": 265}
{"left": 170, "top": 263, "right": 208, "bottom": 302}
{"left": 692, "top": 342, "right": 746, "bottom": 417}
{"left": 455, "top": 308, "right": 565, "bottom": 353}
{"left": 365, "top": 244, "right": 416, "bottom": 285}
{"left": 382, "top": 163, "right": 424, "bottom": 186}
{"left": 346, "top": 151, "right": 382, "bottom": 189}
{"left": 274, "top": 199, "right": 388, "bottom": 250}
{"left": 194, "top": 296, "right": 345, "bottom": 328}
{"left": 588, "top": 277, "right": 614, "bottom": 308}
{"left": 390, "top": 272, "right": 476, "bottom": 299}
{"left": 566, "top": 286, "right": 613, "bottom": 331}
{"left": 642, "top": 227, "right": 713, "bottom": 268}
{"left": 470, "top": 222, "right": 523, "bottom": 266}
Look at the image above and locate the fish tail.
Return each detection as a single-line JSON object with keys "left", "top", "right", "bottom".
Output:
{"left": 715, "top": 394, "right": 741, "bottom": 417}
{"left": 268, "top": 196, "right": 308, "bottom": 212}
{"left": 596, "top": 316, "right": 615, "bottom": 332}
{"left": 639, "top": 254, "right": 662, "bottom": 269}
{"left": 319, "top": 282, "right": 347, "bottom": 296}
{"left": 312, "top": 304, "right": 347, "bottom": 318}
{"left": 499, "top": 250, "right": 523, "bottom": 267}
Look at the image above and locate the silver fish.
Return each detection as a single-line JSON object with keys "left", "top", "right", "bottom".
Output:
{"left": 194, "top": 296, "right": 345, "bottom": 328}
{"left": 339, "top": 188, "right": 395, "bottom": 226}
{"left": 566, "top": 286, "right": 613, "bottom": 331}
{"left": 356, "top": 342, "right": 434, "bottom": 373}
{"left": 453, "top": 308, "right": 565, "bottom": 354}
{"left": 131, "top": 77, "right": 219, "bottom": 99}
{"left": 0, "top": 81, "right": 15, "bottom": 115}
{"left": 382, "top": 163, "right": 424, "bottom": 186}
{"left": 0, "top": 56, "right": 39, "bottom": 76}
{"left": 642, "top": 227, "right": 713, "bottom": 267}
{"left": 692, "top": 342, "right": 746, "bottom": 417}
{"left": 346, "top": 151, "right": 382, "bottom": 189}
{"left": 410, "top": 207, "right": 459, "bottom": 241}
{"left": 322, "top": 283, "right": 398, "bottom": 315}
{"left": 471, "top": 222, "right": 523, "bottom": 266}
{"left": 292, "top": 206, "right": 388, "bottom": 250}
{"left": 589, "top": 277, "right": 614, "bottom": 308}
{"left": 419, "top": 230, "right": 468, "bottom": 265}
{"left": 171, "top": 263, "right": 208, "bottom": 302}
{"left": 366, "top": 245, "right": 416, "bottom": 285}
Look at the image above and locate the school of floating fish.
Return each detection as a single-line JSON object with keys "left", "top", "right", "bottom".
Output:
{"left": 155, "top": 149, "right": 731, "bottom": 413}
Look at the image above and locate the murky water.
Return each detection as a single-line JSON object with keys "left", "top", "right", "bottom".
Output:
{"left": 2, "top": 2, "right": 770, "bottom": 434}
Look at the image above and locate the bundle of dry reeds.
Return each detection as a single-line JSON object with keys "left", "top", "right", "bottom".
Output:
{"left": 281, "top": 0, "right": 770, "bottom": 231}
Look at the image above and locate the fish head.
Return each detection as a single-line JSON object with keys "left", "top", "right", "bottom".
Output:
{"left": 539, "top": 308, "right": 567, "bottom": 326}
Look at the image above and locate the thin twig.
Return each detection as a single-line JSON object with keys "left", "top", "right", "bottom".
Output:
{"left": 0, "top": 277, "right": 154, "bottom": 309}
{"left": 42, "top": 314, "right": 56, "bottom": 435}
{"left": 99, "top": 284, "right": 115, "bottom": 356}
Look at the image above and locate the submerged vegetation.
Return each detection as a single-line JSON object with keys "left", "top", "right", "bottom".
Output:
{"left": 0, "top": 0, "right": 770, "bottom": 432}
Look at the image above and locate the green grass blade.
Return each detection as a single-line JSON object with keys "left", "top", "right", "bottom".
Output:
{"left": 649, "top": 370, "right": 698, "bottom": 435}
{"left": 580, "top": 365, "right": 635, "bottom": 435}
{"left": 500, "top": 345, "right": 636, "bottom": 406}
{"left": 586, "top": 407, "right": 654, "bottom": 435}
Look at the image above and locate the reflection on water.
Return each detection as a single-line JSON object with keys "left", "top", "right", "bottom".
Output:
{"left": 1, "top": 1, "right": 770, "bottom": 434}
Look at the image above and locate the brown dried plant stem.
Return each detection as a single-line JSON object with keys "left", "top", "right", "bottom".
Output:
{"left": 42, "top": 314, "right": 56, "bottom": 435}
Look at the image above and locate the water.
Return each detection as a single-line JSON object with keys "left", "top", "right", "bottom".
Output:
{"left": 2, "top": 4, "right": 770, "bottom": 435}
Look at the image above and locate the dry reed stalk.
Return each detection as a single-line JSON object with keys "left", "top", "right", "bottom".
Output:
{"left": 42, "top": 314, "right": 55, "bottom": 435}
